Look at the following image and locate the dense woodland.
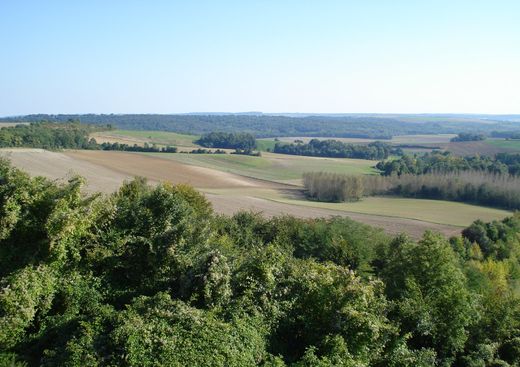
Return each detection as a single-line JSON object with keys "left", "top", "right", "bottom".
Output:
{"left": 450, "top": 132, "right": 486, "bottom": 142}
{"left": 0, "top": 121, "right": 106, "bottom": 150}
{"left": 306, "top": 152, "right": 520, "bottom": 209}
{"left": 196, "top": 132, "right": 257, "bottom": 151}
{"left": 0, "top": 123, "right": 176, "bottom": 153}
{"left": 274, "top": 139, "right": 399, "bottom": 160}
{"left": 364, "top": 171, "right": 520, "bottom": 209}
{"left": 5, "top": 114, "right": 520, "bottom": 138}
{"left": 1, "top": 160, "right": 520, "bottom": 366}
{"left": 496, "top": 153, "right": 520, "bottom": 176}
{"left": 376, "top": 151, "right": 520, "bottom": 176}
{"left": 302, "top": 170, "right": 520, "bottom": 209}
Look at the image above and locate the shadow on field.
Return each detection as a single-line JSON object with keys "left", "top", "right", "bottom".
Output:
{"left": 277, "top": 187, "right": 307, "bottom": 200}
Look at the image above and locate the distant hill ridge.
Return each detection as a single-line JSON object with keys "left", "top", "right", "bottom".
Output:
{"left": 2, "top": 113, "right": 520, "bottom": 138}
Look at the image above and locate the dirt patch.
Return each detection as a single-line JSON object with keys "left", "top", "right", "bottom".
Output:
{"left": 90, "top": 132, "right": 148, "bottom": 146}
{"left": 65, "top": 150, "right": 281, "bottom": 189}
{"left": 0, "top": 122, "right": 30, "bottom": 127}
{"left": 0, "top": 149, "right": 131, "bottom": 193}
{"left": 443, "top": 141, "right": 511, "bottom": 156}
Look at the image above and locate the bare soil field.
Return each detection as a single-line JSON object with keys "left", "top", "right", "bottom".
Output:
{"left": 0, "top": 122, "right": 29, "bottom": 127}
{"left": 442, "top": 141, "right": 512, "bottom": 156}
{"left": 0, "top": 149, "right": 131, "bottom": 192}
{"left": 1, "top": 148, "right": 505, "bottom": 239}
{"left": 66, "top": 150, "right": 269, "bottom": 189}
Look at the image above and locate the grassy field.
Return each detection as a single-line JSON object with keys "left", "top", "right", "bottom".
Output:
{"left": 92, "top": 130, "right": 199, "bottom": 147}
{"left": 486, "top": 139, "right": 520, "bottom": 152}
{"left": 267, "top": 195, "right": 511, "bottom": 227}
{"left": 145, "top": 152, "right": 377, "bottom": 183}
{"left": 256, "top": 139, "right": 277, "bottom": 151}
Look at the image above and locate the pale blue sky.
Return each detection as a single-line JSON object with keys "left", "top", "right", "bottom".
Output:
{"left": 1, "top": 1, "right": 519, "bottom": 115}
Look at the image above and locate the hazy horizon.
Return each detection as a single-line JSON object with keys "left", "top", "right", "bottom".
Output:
{"left": 3, "top": 112, "right": 520, "bottom": 118}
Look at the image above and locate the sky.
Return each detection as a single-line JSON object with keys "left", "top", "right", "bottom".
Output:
{"left": 1, "top": 0, "right": 519, "bottom": 115}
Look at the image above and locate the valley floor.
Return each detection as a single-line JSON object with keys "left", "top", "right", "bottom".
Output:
{"left": 0, "top": 148, "right": 511, "bottom": 238}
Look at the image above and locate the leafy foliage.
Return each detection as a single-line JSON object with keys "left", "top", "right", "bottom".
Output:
{"left": 196, "top": 132, "right": 257, "bottom": 150}
{"left": 1, "top": 160, "right": 520, "bottom": 366}
{"left": 99, "top": 142, "right": 176, "bottom": 153}
{"left": 367, "top": 152, "right": 520, "bottom": 209}
{"left": 376, "top": 151, "right": 510, "bottom": 177}
{"left": 451, "top": 133, "right": 486, "bottom": 142}
{"left": 303, "top": 169, "right": 520, "bottom": 209}
{"left": 6, "top": 113, "right": 520, "bottom": 139}
{"left": 0, "top": 122, "right": 176, "bottom": 152}
{"left": 0, "top": 121, "right": 105, "bottom": 150}
{"left": 274, "top": 139, "right": 398, "bottom": 160}
{"left": 303, "top": 172, "right": 364, "bottom": 202}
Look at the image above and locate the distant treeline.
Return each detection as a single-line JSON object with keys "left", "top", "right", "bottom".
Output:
{"left": 0, "top": 122, "right": 177, "bottom": 153}
{"left": 196, "top": 132, "right": 257, "bottom": 150}
{"left": 491, "top": 131, "right": 520, "bottom": 139}
{"left": 376, "top": 151, "right": 520, "bottom": 176}
{"left": 0, "top": 121, "right": 107, "bottom": 150}
{"left": 450, "top": 132, "right": 486, "bottom": 142}
{"left": 6, "top": 113, "right": 520, "bottom": 138}
{"left": 100, "top": 142, "right": 177, "bottom": 153}
{"left": 184, "top": 148, "right": 227, "bottom": 154}
{"left": 274, "top": 139, "right": 400, "bottom": 160}
{"left": 303, "top": 170, "right": 520, "bottom": 210}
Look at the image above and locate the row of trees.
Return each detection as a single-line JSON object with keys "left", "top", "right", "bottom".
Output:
{"left": 184, "top": 148, "right": 227, "bottom": 154}
{"left": 376, "top": 151, "right": 516, "bottom": 176}
{"left": 450, "top": 132, "right": 486, "bottom": 142}
{"left": 99, "top": 142, "right": 177, "bottom": 153}
{"left": 303, "top": 172, "right": 364, "bottom": 202}
{"left": 303, "top": 170, "right": 520, "bottom": 209}
{"left": 1, "top": 160, "right": 520, "bottom": 366}
{"left": 274, "top": 139, "right": 400, "bottom": 160}
{"left": 491, "top": 131, "right": 520, "bottom": 139}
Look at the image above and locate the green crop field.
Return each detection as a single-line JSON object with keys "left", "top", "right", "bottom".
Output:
{"left": 256, "top": 139, "right": 277, "bottom": 151}
{"left": 486, "top": 139, "right": 520, "bottom": 152}
{"left": 145, "top": 151, "right": 377, "bottom": 183}
{"left": 95, "top": 130, "right": 199, "bottom": 147}
{"left": 268, "top": 195, "right": 512, "bottom": 227}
